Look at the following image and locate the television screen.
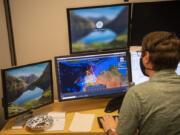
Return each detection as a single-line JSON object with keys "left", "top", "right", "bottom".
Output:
{"left": 130, "top": 52, "right": 180, "bottom": 85}
{"left": 131, "top": 1, "right": 180, "bottom": 45}
{"left": 1, "top": 60, "right": 54, "bottom": 119}
{"left": 67, "top": 4, "right": 131, "bottom": 54}
{"left": 55, "top": 51, "right": 130, "bottom": 101}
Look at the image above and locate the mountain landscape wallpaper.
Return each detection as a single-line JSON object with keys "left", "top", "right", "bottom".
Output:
{"left": 2, "top": 61, "right": 53, "bottom": 118}
{"left": 68, "top": 4, "right": 130, "bottom": 53}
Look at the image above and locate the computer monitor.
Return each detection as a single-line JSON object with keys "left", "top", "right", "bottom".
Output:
{"left": 67, "top": 3, "right": 131, "bottom": 54}
{"left": 131, "top": 0, "right": 180, "bottom": 45}
{"left": 130, "top": 52, "right": 180, "bottom": 85}
{"left": 1, "top": 60, "right": 54, "bottom": 119}
{"left": 130, "top": 52, "right": 149, "bottom": 85}
{"left": 55, "top": 51, "right": 131, "bottom": 101}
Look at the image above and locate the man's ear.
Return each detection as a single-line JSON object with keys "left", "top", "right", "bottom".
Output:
{"left": 144, "top": 51, "right": 150, "bottom": 64}
{"left": 144, "top": 51, "right": 153, "bottom": 68}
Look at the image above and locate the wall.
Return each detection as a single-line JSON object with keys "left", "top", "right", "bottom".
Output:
{"left": 0, "top": 0, "right": 170, "bottom": 129}
{"left": 0, "top": 0, "right": 12, "bottom": 129}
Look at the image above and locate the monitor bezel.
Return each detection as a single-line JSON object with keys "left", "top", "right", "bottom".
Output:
{"left": 1, "top": 60, "right": 54, "bottom": 119}
{"left": 67, "top": 3, "right": 132, "bottom": 54}
{"left": 55, "top": 50, "right": 132, "bottom": 102}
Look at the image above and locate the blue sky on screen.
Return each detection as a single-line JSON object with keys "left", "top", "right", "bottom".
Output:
{"left": 74, "top": 5, "right": 126, "bottom": 20}
{"left": 7, "top": 63, "right": 48, "bottom": 78}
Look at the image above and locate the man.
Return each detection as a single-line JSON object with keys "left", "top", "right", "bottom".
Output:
{"left": 100, "top": 31, "right": 180, "bottom": 135}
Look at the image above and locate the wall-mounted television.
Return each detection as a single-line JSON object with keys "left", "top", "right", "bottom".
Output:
{"left": 131, "top": 0, "right": 180, "bottom": 45}
{"left": 67, "top": 4, "right": 131, "bottom": 54}
{"left": 55, "top": 51, "right": 131, "bottom": 101}
{"left": 1, "top": 60, "right": 54, "bottom": 119}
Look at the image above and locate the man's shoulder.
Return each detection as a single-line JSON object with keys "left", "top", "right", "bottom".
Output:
{"left": 128, "top": 81, "right": 151, "bottom": 93}
{"left": 126, "top": 81, "right": 154, "bottom": 100}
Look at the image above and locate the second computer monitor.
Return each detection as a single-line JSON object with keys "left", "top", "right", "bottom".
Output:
{"left": 55, "top": 51, "right": 131, "bottom": 101}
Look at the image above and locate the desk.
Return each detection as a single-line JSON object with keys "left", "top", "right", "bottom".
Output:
{"left": 0, "top": 98, "right": 119, "bottom": 135}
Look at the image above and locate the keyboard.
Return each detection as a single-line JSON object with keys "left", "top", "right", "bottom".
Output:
{"left": 97, "top": 115, "right": 119, "bottom": 128}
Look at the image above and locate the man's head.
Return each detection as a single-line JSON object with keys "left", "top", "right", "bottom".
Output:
{"left": 141, "top": 31, "right": 180, "bottom": 72}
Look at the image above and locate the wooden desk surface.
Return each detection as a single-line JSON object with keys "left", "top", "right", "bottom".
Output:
{"left": 0, "top": 98, "right": 118, "bottom": 135}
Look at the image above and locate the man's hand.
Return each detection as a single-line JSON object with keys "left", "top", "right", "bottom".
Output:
{"left": 100, "top": 115, "right": 118, "bottom": 132}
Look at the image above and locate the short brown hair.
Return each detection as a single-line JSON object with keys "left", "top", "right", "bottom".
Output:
{"left": 142, "top": 31, "right": 180, "bottom": 71}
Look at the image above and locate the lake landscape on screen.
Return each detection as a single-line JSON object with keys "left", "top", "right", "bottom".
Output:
{"left": 4, "top": 62, "right": 53, "bottom": 117}
{"left": 68, "top": 5, "right": 129, "bottom": 53}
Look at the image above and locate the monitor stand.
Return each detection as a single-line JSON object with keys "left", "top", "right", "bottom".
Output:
{"left": 11, "top": 111, "right": 33, "bottom": 129}
{"left": 104, "top": 94, "right": 125, "bottom": 113}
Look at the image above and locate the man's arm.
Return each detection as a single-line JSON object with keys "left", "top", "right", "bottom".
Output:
{"left": 100, "top": 88, "right": 141, "bottom": 135}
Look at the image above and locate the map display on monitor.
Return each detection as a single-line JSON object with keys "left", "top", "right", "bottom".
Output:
{"left": 55, "top": 51, "right": 130, "bottom": 101}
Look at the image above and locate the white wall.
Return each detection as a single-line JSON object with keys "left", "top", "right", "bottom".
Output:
{"left": 0, "top": 0, "right": 11, "bottom": 129}
{"left": 0, "top": 0, "right": 170, "bottom": 129}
